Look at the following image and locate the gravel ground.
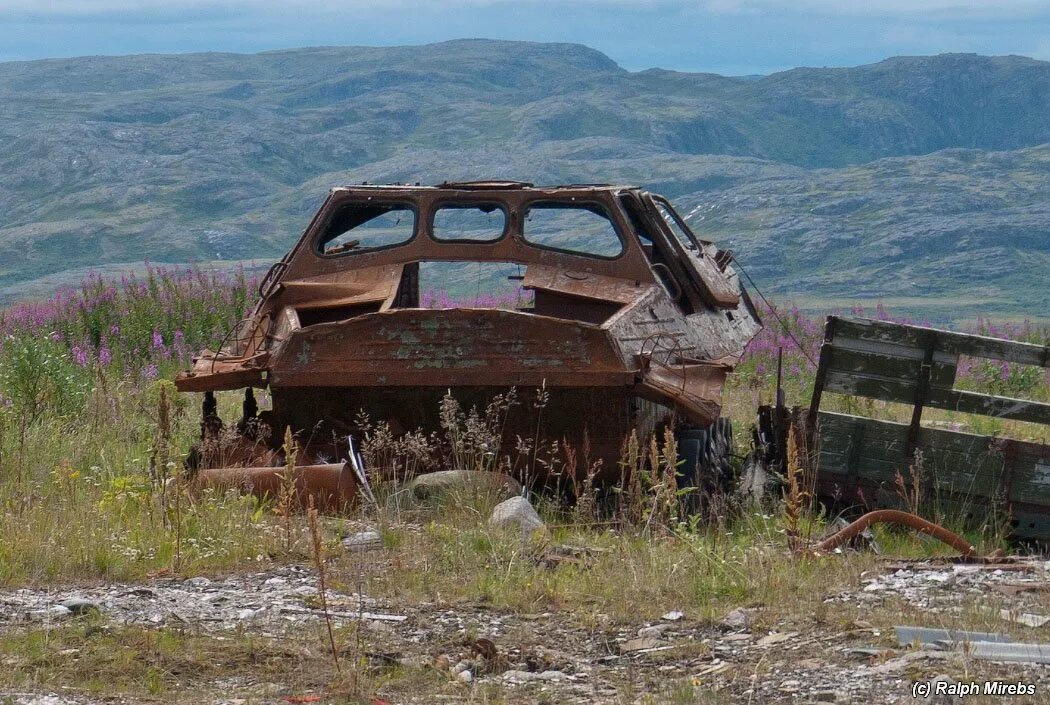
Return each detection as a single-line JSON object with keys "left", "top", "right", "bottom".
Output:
{"left": 3, "top": 556, "right": 1050, "bottom": 703}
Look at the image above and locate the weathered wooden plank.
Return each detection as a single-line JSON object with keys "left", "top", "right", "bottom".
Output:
{"left": 996, "top": 440, "right": 1050, "bottom": 465}
{"left": 831, "top": 334, "right": 958, "bottom": 365}
{"left": 920, "top": 460, "right": 1005, "bottom": 497}
{"left": 819, "top": 450, "right": 1004, "bottom": 497}
{"left": 817, "top": 448, "right": 901, "bottom": 476}
{"left": 831, "top": 316, "right": 1050, "bottom": 367}
{"left": 818, "top": 434, "right": 905, "bottom": 462}
{"left": 920, "top": 425, "right": 1006, "bottom": 456}
{"left": 926, "top": 388, "right": 1050, "bottom": 425}
{"left": 825, "top": 347, "right": 957, "bottom": 387}
{"left": 821, "top": 375, "right": 1050, "bottom": 425}
{"left": 1009, "top": 508, "right": 1050, "bottom": 541}
{"left": 817, "top": 412, "right": 1002, "bottom": 456}
{"left": 1008, "top": 460, "right": 1050, "bottom": 504}
{"left": 823, "top": 370, "right": 919, "bottom": 405}
{"left": 816, "top": 413, "right": 1008, "bottom": 496}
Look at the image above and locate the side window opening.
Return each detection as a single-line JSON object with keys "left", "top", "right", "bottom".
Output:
{"left": 654, "top": 200, "right": 699, "bottom": 251}
{"left": 620, "top": 196, "right": 696, "bottom": 315}
{"left": 523, "top": 201, "right": 623, "bottom": 258}
{"left": 317, "top": 202, "right": 415, "bottom": 255}
{"left": 432, "top": 203, "right": 507, "bottom": 242}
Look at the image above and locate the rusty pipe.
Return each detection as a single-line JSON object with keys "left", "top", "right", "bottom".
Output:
{"left": 815, "top": 509, "right": 977, "bottom": 558}
{"left": 194, "top": 462, "right": 357, "bottom": 513}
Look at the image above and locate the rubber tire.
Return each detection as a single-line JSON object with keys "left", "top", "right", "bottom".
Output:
{"left": 677, "top": 418, "right": 734, "bottom": 510}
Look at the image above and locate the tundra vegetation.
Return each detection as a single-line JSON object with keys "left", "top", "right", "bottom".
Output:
{"left": 1, "top": 266, "right": 1048, "bottom": 702}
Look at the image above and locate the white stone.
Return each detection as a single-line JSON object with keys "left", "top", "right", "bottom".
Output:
{"left": 489, "top": 496, "right": 545, "bottom": 533}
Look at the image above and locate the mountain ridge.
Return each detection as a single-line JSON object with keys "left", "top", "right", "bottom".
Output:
{"left": 2, "top": 40, "right": 1048, "bottom": 318}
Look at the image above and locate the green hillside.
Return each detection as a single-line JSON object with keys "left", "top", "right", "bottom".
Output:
{"left": 2, "top": 40, "right": 1049, "bottom": 317}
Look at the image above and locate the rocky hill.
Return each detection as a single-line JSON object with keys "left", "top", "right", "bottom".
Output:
{"left": 2, "top": 40, "right": 1048, "bottom": 317}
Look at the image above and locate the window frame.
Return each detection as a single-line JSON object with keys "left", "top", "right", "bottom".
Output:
{"left": 314, "top": 200, "right": 418, "bottom": 258}
{"left": 521, "top": 199, "right": 626, "bottom": 260}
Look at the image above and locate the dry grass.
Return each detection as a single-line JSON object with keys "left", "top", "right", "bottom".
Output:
{"left": 0, "top": 621, "right": 377, "bottom": 701}
{"left": 0, "top": 379, "right": 1034, "bottom": 703}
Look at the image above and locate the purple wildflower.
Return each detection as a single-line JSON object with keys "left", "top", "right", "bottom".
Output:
{"left": 70, "top": 345, "right": 89, "bottom": 367}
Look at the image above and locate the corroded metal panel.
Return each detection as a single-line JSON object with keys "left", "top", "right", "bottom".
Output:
{"left": 269, "top": 308, "right": 632, "bottom": 388}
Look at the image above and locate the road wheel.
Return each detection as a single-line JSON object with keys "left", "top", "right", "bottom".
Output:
{"left": 676, "top": 418, "right": 735, "bottom": 512}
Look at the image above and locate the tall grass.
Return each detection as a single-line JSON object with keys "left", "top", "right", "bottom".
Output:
{"left": 0, "top": 265, "right": 1047, "bottom": 586}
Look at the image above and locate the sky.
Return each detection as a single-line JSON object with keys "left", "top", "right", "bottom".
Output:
{"left": 1, "top": 1, "right": 1049, "bottom": 75}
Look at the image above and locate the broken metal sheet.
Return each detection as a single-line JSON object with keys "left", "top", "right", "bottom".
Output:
{"left": 268, "top": 308, "right": 632, "bottom": 388}
{"left": 894, "top": 625, "right": 1012, "bottom": 646}
{"left": 635, "top": 356, "right": 728, "bottom": 427}
{"left": 999, "top": 609, "right": 1050, "bottom": 628}
{"left": 523, "top": 264, "right": 650, "bottom": 304}
{"left": 967, "top": 642, "right": 1050, "bottom": 664}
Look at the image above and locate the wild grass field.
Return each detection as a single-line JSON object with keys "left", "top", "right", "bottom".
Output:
{"left": 2, "top": 268, "right": 1050, "bottom": 704}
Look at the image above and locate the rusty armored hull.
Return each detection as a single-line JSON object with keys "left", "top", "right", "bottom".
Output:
{"left": 177, "top": 182, "right": 761, "bottom": 491}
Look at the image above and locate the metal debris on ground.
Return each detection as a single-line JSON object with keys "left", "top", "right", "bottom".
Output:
{"left": 896, "top": 624, "right": 1050, "bottom": 665}
{"left": 999, "top": 609, "right": 1050, "bottom": 628}
{"left": 814, "top": 509, "right": 976, "bottom": 557}
{"left": 342, "top": 530, "right": 383, "bottom": 552}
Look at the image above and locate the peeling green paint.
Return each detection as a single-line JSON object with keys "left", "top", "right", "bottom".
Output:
{"left": 295, "top": 341, "right": 313, "bottom": 368}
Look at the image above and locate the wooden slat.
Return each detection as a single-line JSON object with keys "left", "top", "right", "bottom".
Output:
{"left": 822, "top": 373, "right": 1050, "bottom": 425}
{"left": 1010, "top": 509, "right": 1050, "bottom": 540}
{"left": 816, "top": 413, "right": 1011, "bottom": 497}
{"left": 832, "top": 316, "right": 1050, "bottom": 367}
{"left": 1009, "top": 460, "right": 1050, "bottom": 504}
{"left": 818, "top": 449, "right": 1004, "bottom": 497}
{"left": 831, "top": 333, "right": 958, "bottom": 365}
{"left": 817, "top": 449, "right": 901, "bottom": 477}
{"left": 926, "top": 388, "right": 1050, "bottom": 425}
{"left": 823, "top": 369, "right": 919, "bottom": 405}
{"left": 825, "top": 347, "right": 957, "bottom": 387}
{"left": 818, "top": 412, "right": 999, "bottom": 456}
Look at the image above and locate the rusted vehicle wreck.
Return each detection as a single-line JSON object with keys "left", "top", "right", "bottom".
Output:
{"left": 176, "top": 181, "right": 761, "bottom": 505}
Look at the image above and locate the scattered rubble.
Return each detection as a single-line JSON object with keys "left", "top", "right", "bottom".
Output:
{"left": 4, "top": 555, "right": 1050, "bottom": 704}
{"left": 719, "top": 606, "right": 756, "bottom": 630}
{"left": 0, "top": 565, "right": 394, "bottom": 633}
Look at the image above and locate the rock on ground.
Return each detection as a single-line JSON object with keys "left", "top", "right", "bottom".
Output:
{"left": 489, "top": 496, "right": 545, "bottom": 534}
{"left": 408, "top": 470, "right": 522, "bottom": 501}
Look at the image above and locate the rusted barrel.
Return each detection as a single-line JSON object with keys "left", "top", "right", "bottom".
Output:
{"left": 194, "top": 462, "right": 357, "bottom": 513}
